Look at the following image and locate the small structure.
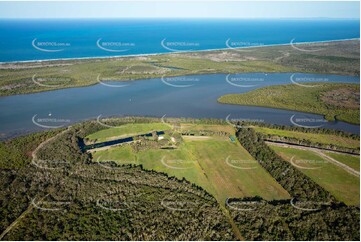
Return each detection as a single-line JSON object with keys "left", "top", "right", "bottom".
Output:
{"left": 229, "top": 136, "right": 236, "bottom": 143}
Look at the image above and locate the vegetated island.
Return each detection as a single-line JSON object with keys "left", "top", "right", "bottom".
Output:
{"left": 218, "top": 82, "right": 360, "bottom": 125}
{"left": 0, "top": 39, "right": 359, "bottom": 96}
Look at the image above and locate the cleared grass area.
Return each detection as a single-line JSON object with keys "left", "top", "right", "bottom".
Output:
{"left": 85, "top": 123, "right": 170, "bottom": 143}
{"left": 182, "top": 136, "right": 212, "bottom": 141}
{"left": 324, "top": 152, "right": 360, "bottom": 171}
{"left": 92, "top": 136, "right": 290, "bottom": 203}
{"left": 93, "top": 145, "right": 136, "bottom": 164}
{"left": 253, "top": 126, "right": 360, "bottom": 149}
{"left": 179, "top": 123, "right": 235, "bottom": 133}
{"left": 269, "top": 144, "right": 360, "bottom": 205}
{"left": 218, "top": 83, "right": 360, "bottom": 124}
{"left": 184, "top": 139, "right": 289, "bottom": 202}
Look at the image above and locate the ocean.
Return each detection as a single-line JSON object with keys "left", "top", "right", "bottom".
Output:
{"left": 0, "top": 19, "right": 359, "bottom": 62}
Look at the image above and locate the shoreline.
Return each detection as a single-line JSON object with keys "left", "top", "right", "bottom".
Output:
{"left": 1, "top": 109, "right": 359, "bottom": 142}
{"left": 0, "top": 38, "right": 359, "bottom": 65}
{"left": 217, "top": 82, "right": 360, "bottom": 126}
{"left": 2, "top": 72, "right": 359, "bottom": 99}
{"left": 1, "top": 108, "right": 360, "bottom": 142}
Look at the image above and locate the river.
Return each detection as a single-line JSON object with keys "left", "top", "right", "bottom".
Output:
{"left": 0, "top": 72, "right": 359, "bottom": 139}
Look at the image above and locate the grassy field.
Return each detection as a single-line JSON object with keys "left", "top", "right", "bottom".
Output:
{"left": 253, "top": 126, "right": 360, "bottom": 149}
{"left": 218, "top": 83, "right": 360, "bottom": 124}
{"left": 269, "top": 144, "right": 360, "bottom": 205}
{"left": 0, "top": 39, "right": 359, "bottom": 96}
{"left": 85, "top": 123, "right": 170, "bottom": 144}
{"left": 179, "top": 123, "right": 235, "bottom": 133}
{"left": 2, "top": 118, "right": 359, "bottom": 240}
{"left": 91, "top": 126, "right": 290, "bottom": 203}
{"left": 324, "top": 152, "right": 360, "bottom": 171}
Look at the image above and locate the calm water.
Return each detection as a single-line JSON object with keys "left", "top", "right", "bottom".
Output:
{"left": 0, "top": 73, "right": 359, "bottom": 139}
{"left": 83, "top": 131, "right": 165, "bottom": 151}
{"left": 0, "top": 19, "right": 359, "bottom": 62}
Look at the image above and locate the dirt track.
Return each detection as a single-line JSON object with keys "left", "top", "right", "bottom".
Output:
{"left": 266, "top": 141, "right": 360, "bottom": 177}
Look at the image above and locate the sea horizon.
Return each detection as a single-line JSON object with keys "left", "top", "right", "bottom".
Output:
{"left": 0, "top": 18, "right": 359, "bottom": 62}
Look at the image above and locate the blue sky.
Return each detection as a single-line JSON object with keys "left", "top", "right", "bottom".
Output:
{"left": 0, "top": 1, "right": 359, "bottom": 19}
